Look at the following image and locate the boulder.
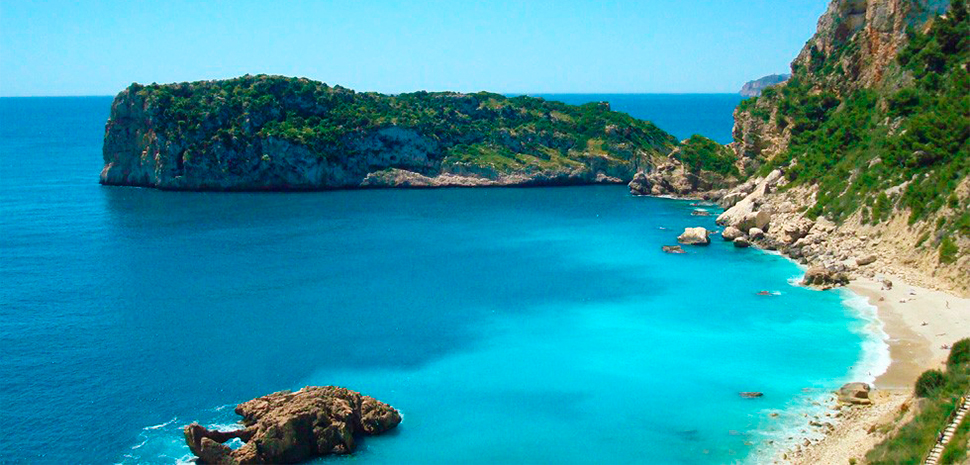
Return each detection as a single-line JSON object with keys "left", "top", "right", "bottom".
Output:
{"left": 837, "top": 382, "right": 872, "bottom": 405}
{"left": 722, "top": 226, "right": 744, "bottom": 241}
{"left": 856, "top": 255, "right": 877, "bottom": 266}
{"left": 677, "top": 227, "right": 710, "bottom": 246}
{"left": 748, "top": 228, "right": 765, "bottom": 240}
{"left": 801, "top": 267, "right": 850, "bottom": 289}
{"left": 733, "top": 238, "right": 751, "bottom": 248}
{"left": 184, "top": 386, "right": 401, "bottom": 464}
{"left": 739, "top": 392, "right": 764, "bottom": 398}
{"left": 691, "top": 209, "right": 711, "bottom": 217}
{"left": 662, "top": 245, "right": 686, "bottom": 254}
{"left": 753, "top": 210, "right": 772, "bottom": 230}
{"left": 781, "top": 217, "right": 815, "bottom": 244}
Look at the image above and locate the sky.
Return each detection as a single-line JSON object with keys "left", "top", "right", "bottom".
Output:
{"left": 0, "top": 0, "right": 829, "bottom": 96}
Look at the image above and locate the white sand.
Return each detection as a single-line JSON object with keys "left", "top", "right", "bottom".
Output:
{"left": 775, "top": 275, "right": 970, "bottom": 464}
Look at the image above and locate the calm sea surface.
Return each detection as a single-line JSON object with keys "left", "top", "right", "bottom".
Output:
{"left": 0, "top": 95, "right": 886, "bottom": 464}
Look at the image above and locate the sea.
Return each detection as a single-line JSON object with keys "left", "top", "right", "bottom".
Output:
{"left": 0, "top": 94, "right": 889, "bottom": 464}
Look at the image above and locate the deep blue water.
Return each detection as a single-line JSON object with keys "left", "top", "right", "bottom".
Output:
{"left": 0, "top": 96, "right": 884, "bottom": 464}
{"left": 529, "top": 94, "right": 743, "bottom": 144}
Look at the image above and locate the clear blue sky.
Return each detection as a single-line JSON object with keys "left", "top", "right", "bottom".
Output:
{"left": 0, "top": 0, "right": 828, "bottom": 96}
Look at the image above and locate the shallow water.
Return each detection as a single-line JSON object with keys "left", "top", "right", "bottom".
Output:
{"left": 0, "top": 96, "right": 885, "bottom": 464}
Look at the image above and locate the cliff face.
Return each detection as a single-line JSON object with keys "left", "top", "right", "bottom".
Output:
{"left": 724, "top": 0, "right": 969, "bottom": 294}
{"left": 101, "top": 76, "right": 679, "bottom": 190}
{"left": 739, "top": 74, "right": 791, "bottom": 97}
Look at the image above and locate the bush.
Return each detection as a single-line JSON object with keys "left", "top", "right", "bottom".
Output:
{"left": 915, "top": 369, "right": 946, "bottom": 397}
{"left": 939, "top": 236, "right": 959, "bottom": 264}
{"left": 948, "top": 339, "right": 970, "bottom": 368}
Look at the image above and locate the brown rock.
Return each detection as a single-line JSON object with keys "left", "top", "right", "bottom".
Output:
{"left": 184, "top": 386, "right": 401, "bottom": 464}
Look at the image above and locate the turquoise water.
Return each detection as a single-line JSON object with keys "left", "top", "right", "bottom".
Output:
{"left": 0, "top": 96, "right": 885, "bottom": 464}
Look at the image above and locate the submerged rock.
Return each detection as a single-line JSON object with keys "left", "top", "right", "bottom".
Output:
{"left": 184, "top": 386, "right": 401, "bottom": 464}
{"left": 662, "top": 245, "right": 686, "bottom": 254}
{"left": 677, "top": 227, "right": 711, "bottom": 246}
{"left": 740, "top": 392, "right": 764, "bottom": 398}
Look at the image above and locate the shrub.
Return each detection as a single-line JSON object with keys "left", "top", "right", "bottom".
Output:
{"left": 915, "top": 369, "right": 946, "bottom": 397}
{"left": 940, "top": 236, "right": 959, "bottom": 264}
{"left": 948, "top": 339, "right": 970, "bottom": 368}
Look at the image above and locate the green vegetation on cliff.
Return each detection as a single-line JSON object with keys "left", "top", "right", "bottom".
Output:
{"left": 127, "top": 76, "right": 677, "bottom": 175}
{"left": 866, "top": 339, "right": 970, "bottom": 464}
{"left": 675, "top": 135, "right": 740, "bottom": 178}
{"left": 746, "top": 0, "right": 968, "bottom": 244}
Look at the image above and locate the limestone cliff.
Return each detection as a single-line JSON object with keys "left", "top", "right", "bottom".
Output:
{"left": 723, "top": 0, "right": 969, "bottom": 294}
{"left": 100, "top": 76, "right": 678, "bottom": 191}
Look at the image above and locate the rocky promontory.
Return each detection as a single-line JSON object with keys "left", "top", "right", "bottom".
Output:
{"left": 183, "top": 386, "right": 401, "bottom": 464}
{"left": 738, "top": 74, "right": 790, "bottom": 98}
{"left": 100, "top": 75, "right": 679, "bottom": 191}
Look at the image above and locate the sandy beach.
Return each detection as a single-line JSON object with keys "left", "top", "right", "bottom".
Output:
{"left": 778, "top": 275, "right": 970, "bottom": 464}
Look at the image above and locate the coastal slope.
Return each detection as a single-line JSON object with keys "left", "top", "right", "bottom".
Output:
{"left": 100, "top": 77, "right": 681, "bottom": 190}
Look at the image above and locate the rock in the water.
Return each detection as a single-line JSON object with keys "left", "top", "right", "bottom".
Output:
{"left": 662, "top": 245, "right": 686, "bottom": 254}
{"left": 184, "top": 386, "right": 401, "bottom": 464}
{"left": 740, "top": 392, "right": 764, "bottom": 398}
{"left": 722, "top": 226, "right": 744, "bottom": 241}
{"left": 677, "top": 227, "right": 710, "bottom": 246}
{"left": 733, "top": 238, "right": 751, "bottom": 248}
{"left": 837, "top": 382, "right": 872, "bottom": 405}
{"left": 691, "top": 209, "right": 711, "bottom": 217}
{"left": 801, "top": 267, "right": 849, "bottom": 289}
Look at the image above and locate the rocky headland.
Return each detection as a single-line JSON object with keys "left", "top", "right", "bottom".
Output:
{"left": 739, "top": 74, "right": 791, "bottom": 98}
{"left": 100, "top": 77, "right": 697, "bottom": 191}
{"left": 183, "top": 386, "right": 401, "bottom": 464}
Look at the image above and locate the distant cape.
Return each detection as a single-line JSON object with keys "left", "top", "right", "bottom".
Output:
{"left": 739, "top": 74, "right": 790, "bottom": 97}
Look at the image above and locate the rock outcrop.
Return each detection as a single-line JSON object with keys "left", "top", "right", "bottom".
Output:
{"left": 677, "top": 227, "right": 711, "bottom": 246}
{"left": 802, "top": 267, "right": 850, "bottom": 289}
{"left": 183, "top": 386, "right": 401, "bottom": 464}
{"left": 101, "top": 76, "right": 677, "bottom": 191}
{"left": 837, "top": 382, "right": 872, "bottom": 405}
{"left": 627, "top": 135, "right": 741, "bottom": 198}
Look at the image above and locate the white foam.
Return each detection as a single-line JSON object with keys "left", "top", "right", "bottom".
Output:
{"left": 841, "top": 291, "right": 892, "bottom": 383}
{"left": 144, "top": 417, "right": 177, "bottom": 430}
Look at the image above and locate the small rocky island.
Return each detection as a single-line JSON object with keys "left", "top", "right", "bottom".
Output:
{"left": 183, "top": 386, "right": 401, "bottom": 464}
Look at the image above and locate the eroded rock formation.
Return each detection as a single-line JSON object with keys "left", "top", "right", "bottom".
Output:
{"left": 183, "top": 386, "right": 401, "bottom": 464}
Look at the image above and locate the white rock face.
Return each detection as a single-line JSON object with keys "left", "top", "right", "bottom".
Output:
{"left": 716, "top": 169, "right": 784, "bottom": 230}
{"left": 677, "top": 227, "right": 711, "bottom": 246}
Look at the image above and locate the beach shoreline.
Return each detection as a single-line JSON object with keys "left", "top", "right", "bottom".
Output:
{"left": 776, "top": 274, "right": 970, "bottom": 463}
